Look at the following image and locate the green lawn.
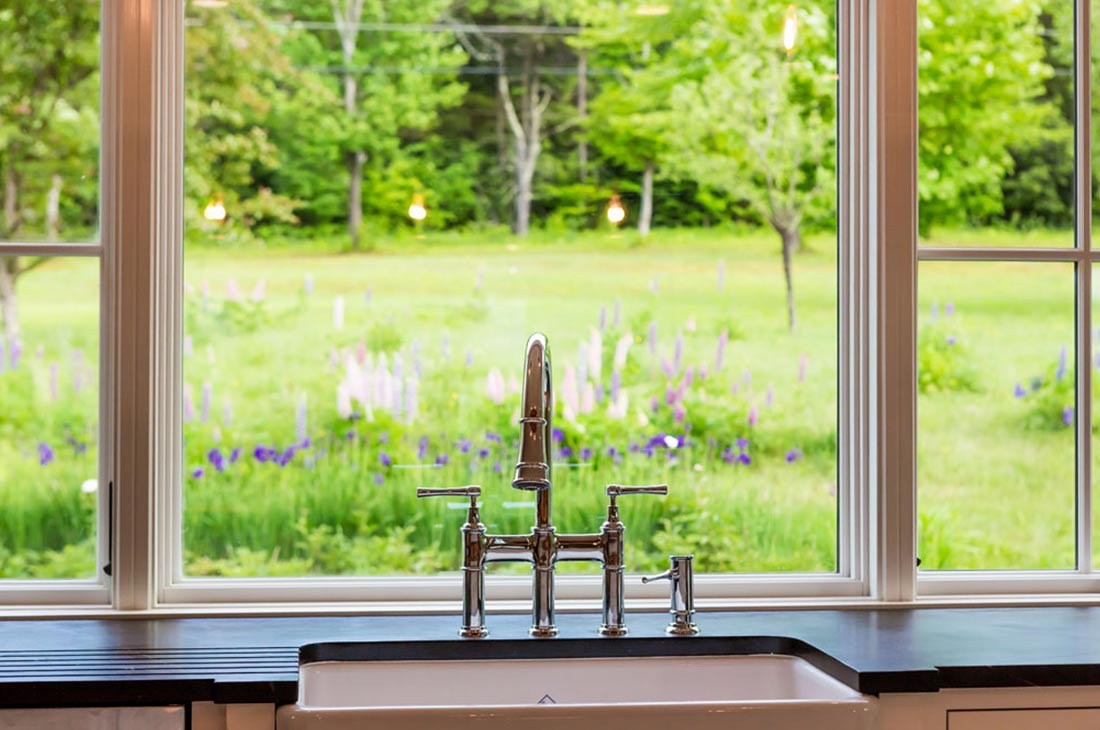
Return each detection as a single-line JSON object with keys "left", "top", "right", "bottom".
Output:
{"left": 0, "top": 227, "right": 1088, "bottom": 578}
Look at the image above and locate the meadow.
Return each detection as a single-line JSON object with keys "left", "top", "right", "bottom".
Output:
{"left": 0, "top": 226, "right": 1086, "bottom": 578}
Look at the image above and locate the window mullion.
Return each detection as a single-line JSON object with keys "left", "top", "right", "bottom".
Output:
{"left": 1075, "top": 0, "right": 1092, "bottom": 574}
{"left": 872, "top": 0, "right": 918, "bottom": 601}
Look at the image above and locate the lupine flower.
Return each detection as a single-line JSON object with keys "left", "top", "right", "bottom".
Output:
{"left": 201, "top": 381, "right": 212, "bottom": 423}
{"left": 333, "top": 296, "right": 345, "bottom": 330}
{"left": 698, "top": 365, "right": 708, "bottom": 380}
{"left": 599, "top": 306, "right": 607, "bottom": 331}
{"left": 229, "top": 447, "right": 241, "bottom": 464}
{"left": 674, "top": 332, "right": 683, "bottom": 373}
{"left": 765, "top": 384, "right": 774, "bottom": 408}
{"left": 650, "top": 395, "right": 660, "bottom": 413}
{"left": 683, "top": 366, "right": 695, "bottom": 388}
{"left": 716, "top": 331, "right": 728, "bottom": 373}
{"left": 49, "top": 363, "right": 59, "bottom": 402}
{"left": 686, "top": 316, "right": 697, "bottom": 333}
{"left": 1063, "top": 406, "right": 1074, "bottom": 426}
{"left": 304, "top": 273, "right": 314, "bottom": 295}
{"left": 561, "top": 363, "right": 579, "bottom": 422}
{"left": 721, "top": 447, "right": 736, "bottom": 464}
{"left": 1056, "top": 346, "right": 1068, "bottom": 382}
{"left": 37, "top": 443, "right": 54, "bottom": 466}
{"left": 373, "top": 472, "right": 385, "bottom": 485}
{"left": 208, "top": 448, "right": 226, "bottom": 472}
{"left": 580, "top": 447, "right": 593, "bottom": 461}
{"left": 737, "top": 453, "right": 752, "bottom": 466}
{"left": 945, "top": 302, "right": 955, "bottom": 316}
{"left": 661, "top": 358, "right": 676, "bottom": 378}
{"left": 946, "top": 336, "right": 957, "bottom": 346}
{"left": 435, "top": 453, "right": 450, "bottom": 466}
{"left": 581, "top": 382, "right": 596, "bottom": 414}
{"left": 478, "top": 448, "right": 490, "bottom": 458}
{"left": 786, "top": 448, "right": 803, "bottom": 463}
{"left": 485, "top": 431, "right": 503, "bottom": 443}
{"left": 552, "top": 427, "right": 565, "bottom": 443}
{"left": 380, "top": 451, "right": 392, "bottom": 467}
{"left": 589, "top": 328, "right": 603, "bottom": 381}
{"left": 673, "top": 401, "right": 686, "bottom": 423}
{"left": 9, "top": 339, "right": 21, "bottom": 370}
{"left": 295, "top": 395, "right": 308, "bottom": 444}
{"left": 486, "top": 369, "right": 506, "bottom": 404}
{"left": 743, "top": 369, "right": 752, "bottom": 389}
{"left": 253, "top": 445, "right": 270, "bottom": 462}
{"left": 736, "top": 438, "right": 749, "bottom": 450}
{"left": 251, "top": 279, "right": 266, "bottom": 302}
{"left": 183, "top": 384, "right": 195, "bottom": 423}
{"left": 183, "top": 335, "right": 193, "bottom": 358}
{"left": 417, "top": 436, "right": 430, "bottom": 460}
{"left": 665, "top": 387, "right": 677, "bottom": 405}
{"left": 561, "top": 446, "right": 574, "bottom": 458}
{"left": 191, "top": 468, "right": 205, "bottom": 479}
{"left": 492, "top": 461, "right": 503, "bottom": 473}
{"left": 1013, "top": 383, "right": 1027, "bottom": 398}
{"left": 337, "top": 384, "right": 353, "bottom": 419}
{"left": 457, "top": 438, "right": 472, "bottom": 454}
{"left": 648, "top": 321, "right": 658, "bottom": 356}
{"left": 717, "top": 260, "right": 725, "bottom": 292}
{"left": 278, "top": 448, "right": 295, "bottom": 467}
{"left": 610, "top": 370, "right": 622, "bottom": 404}
{"left": 613, "top": 333, "right": 632, "bottom": 371}
{"left": 345, "top": 430, "right": 357, "bottom": 441}
{"left": 748, "top": 404, "right": 759, "bottom": 427}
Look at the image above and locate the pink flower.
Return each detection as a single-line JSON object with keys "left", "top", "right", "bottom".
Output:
{"left": 748, "top": 404, "right": 759, "bottom": 427}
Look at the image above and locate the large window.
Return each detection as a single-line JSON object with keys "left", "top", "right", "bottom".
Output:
{"left": 176, "top": 0, "right": 841, "bottom": 587}
{"left": 0, "top": 2, "right": 104, "bottom": 593}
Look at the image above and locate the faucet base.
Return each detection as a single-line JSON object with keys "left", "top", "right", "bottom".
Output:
{"left": 666, "top": 622, "right": 699, "bottom": 636}
{"left": 460, "top": 627, "right": 489, "bottom": 639}
{"left": 529, "top": 626, "right": 559, "bottom": 638}
{"left": 599, "top": 625, "right": 628, "bottom": 637}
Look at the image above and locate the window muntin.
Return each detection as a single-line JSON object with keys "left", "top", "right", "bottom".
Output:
{"left": 179, "top": 0, "right": 840, "bottom": 580}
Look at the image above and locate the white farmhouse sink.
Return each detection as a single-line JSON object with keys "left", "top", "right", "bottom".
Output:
{"left": 277, "top": 654, "right": 878, "bottom": 730}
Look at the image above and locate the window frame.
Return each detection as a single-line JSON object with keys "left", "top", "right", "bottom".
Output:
{"left": 22, "top": 0, "right": 1090, "bottom": 612}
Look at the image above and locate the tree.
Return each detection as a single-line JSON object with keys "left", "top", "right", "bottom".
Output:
{"left": 0, "top": 0, "right": 99, "bottom": 340}
{"left": 664, "top": 0, "right": 836, "bottom": 331}
{"left": 268, "top": 0, "right": 466, "bottom": 248}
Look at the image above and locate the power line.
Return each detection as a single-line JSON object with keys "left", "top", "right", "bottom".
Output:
{"left": 184, "top": 17, "right": 582, "bottom": 36}
{"left": 295, "top": 64, "right": 615, "bottom": 77}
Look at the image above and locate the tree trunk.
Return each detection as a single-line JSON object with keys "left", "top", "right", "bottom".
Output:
{"left": 4, "top": 164, "right": 20, "bottom": 238}
{"left": 577, "top": 53, "right": 588, "bottom": 180}
{"left": 46, "top": 174, "right": 62, "bottom": 241}
{"left": 0, "top": 257, "right": 20, "bottom": 342}
{"left": 347, "top": 151, "right": 365, "bottom": 248}
{"left": 639, "top": 161, "right": 654, "bottom": 236}
{"left": 498, "top": 45, "right": 548, "bottom": 237}
{"left": 779, "top": 227, "right": 799, "bottom": 332}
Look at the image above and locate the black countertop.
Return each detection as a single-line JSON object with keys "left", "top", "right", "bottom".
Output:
{"left": 4, "top": 607, "right": 1100, "bottom": 708}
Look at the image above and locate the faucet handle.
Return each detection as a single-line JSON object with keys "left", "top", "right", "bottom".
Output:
{"left": 417, "top": 486, "right": 482, "bottom": 505}
{"left": 642, "top": 555, "right": 699, "bottom": 636}
{"left": 606, "top": 484, "right": 668, "bottom": 506}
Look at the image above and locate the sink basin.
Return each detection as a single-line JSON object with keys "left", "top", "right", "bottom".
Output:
{"left": 277, "top": 653, "right": 877, "bottom": 730}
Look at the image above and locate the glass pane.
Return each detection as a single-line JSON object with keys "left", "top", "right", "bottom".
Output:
{"left": 0, "top": 4, "right": 100, "bottom": 243}
{"left": 917, "top": 0, "right": 1074, "bottom": 248}
{"left": 918, "top": 262, "right": 1074, "bottom": 570}
{"left": 182, "top": 0, "right": 838, "bottom": 577}
{"left": 0, "top": 257, "right": 99, "bottom": 578}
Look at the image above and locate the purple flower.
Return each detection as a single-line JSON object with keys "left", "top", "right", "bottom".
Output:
{"left": 673, "top": 401, "right": 686, "bottom": 423}
{"left": 417, "top": 436, "right": 430, "bottom": 460}
{"left": 1063, "top": 406, "right": 1074, "bottom": 426}
{"left": 478, "top": 448, "right": 490, "bottom": 458}
{"left": 650, "top": 395, "right": 660, "bottom": 413}
{"left": 581, "top": 447, "right": 593, "bottom": 461}
{"left": 607, "top": 446, "right": 618, "bottom": 458}
{"left": 207, "top": 448, "right": 226, "bottom": 472}
{"left": 346, "top": 429, "right": 358, "bottom": 441}
{"left": 9, "top": 338, "right": 22, "bottom": 370}
{"left": 552, "top": 428, "right": 564, "bottom": 443}
{"left": 786, "top": 448, "right": 803, "bottom": 463}
{"left": 1056, "top": 346, "right": 1068, "bottom": 382}
{"left": 599, "top": 306, "right": 607, "bottom": 331}
{"left": 945, "top": 336, "right": 957, "bottom": 346}
{"left": 561, "top": 446, "right": 574, "bottom": 458}
{"left": 748, "top": 404, "right": 759, "bottom": 427}
{"left": 736, "top": 437, "right": 750, "bottom": 450}
{"left": 485, "top": 431, "right": 503, "bottom": 443}
{"left": 492, "top": 461, "right": 503, "bottom": 473}
{"left": 610, "top": 370, "right": 622, "bottom": 404}
{"left": 37, "top": 442, "right": 54, "bottom": 466}
{"left": 380, "top": 451, "right": 392, "bottom": 467}
{"left": 373, "top": 472, "right": 385, "bottom": 485}
{"left": 278, "top": 448, "right": 296, "bottom": 467}
{"left": 661, "top": 358, "right": 676, "bottom": 378}
{"left": 190, "top": 468, "right": 205, "bottom": 479}
{"left": 435, "top": 453, "right": 450, "bottom": 466}
{"left": 945, "top": 302, "right": 955, "bottom": 316}
{"left": 229, "top": 447, "right": 241, "bottom": 464}
{"left": 737, "top": 453, "right": 752, "bottom": 466}
{"left": 457, "top": 438, "right": 472, "bottom": 454}
{"left": 253, "top": 445, "right": 270, "bottom": 463}
{"left": 715, "top": 331, "right": 728, "bottom": 372}
{"left": 1013, "top": 383, "right": 1027, "bottom": 398}
{"left": 674, "top": 333, "right": 683, "bottom": 372}
{"left": 721, "top": 447, "right": 736, "bottom": 464}
{"left": 379, "top": 431, "right": 390, "bottom": 445}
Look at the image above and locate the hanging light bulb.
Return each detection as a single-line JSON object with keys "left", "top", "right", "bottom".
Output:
{"left": 783, "top": 5, "right": 799, "bottom": 55}
{"left": 408, "top": 193, "right": 427, "bottom": 222}
{"left": 203, "top": 194, "right": 227, "bottom": 223}
{"left": 606, "top": 194, "right": 626, "bottom": 226}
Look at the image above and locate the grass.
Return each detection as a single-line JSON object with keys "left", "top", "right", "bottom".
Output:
{"left": 0, "top": 225, "right": 1088, "bottom": 578}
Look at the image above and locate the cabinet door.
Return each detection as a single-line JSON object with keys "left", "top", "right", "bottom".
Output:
{"left": 949, "top": 708, "right": 1100, "bottom": 729}
{"left": 0, "top": 707, "right": 184, "bottom": 730}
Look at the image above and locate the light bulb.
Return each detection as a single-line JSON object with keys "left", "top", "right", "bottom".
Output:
{"left": 203, "top": 195, "right": 226, "bottom": 223}
{"left": 607, "top": 195, "right": 626, "bottom": 226}
{"left": 408, "top": 194, "right": 427, "bottom": 222}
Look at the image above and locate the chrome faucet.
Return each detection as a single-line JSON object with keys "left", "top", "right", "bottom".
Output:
{"left": 418, "top": 333, "right": 668, "bottom": 638}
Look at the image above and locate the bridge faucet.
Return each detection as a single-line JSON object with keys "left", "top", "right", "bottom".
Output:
{"left": 418, "top": 333, "right": 668, "bottom": 638}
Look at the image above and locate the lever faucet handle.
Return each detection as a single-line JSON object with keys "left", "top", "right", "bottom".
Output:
{"left": 606, "top": 483, "right": 668, "bottom": 499}
{"left": 417, "top": 486, "right": 482, "bottom": 505}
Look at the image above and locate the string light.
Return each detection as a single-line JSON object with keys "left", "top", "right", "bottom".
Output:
{"left": 203, "top": 194, "right": 227, "bottom": 223}
{"left": 783, "top": 5, "right": 799, "bottom": 55}
{"left": 408, "top": 193, "right": 427, "bottom": 222}
{"left": 607, "top": 194, "right": 626, "bottom": 226}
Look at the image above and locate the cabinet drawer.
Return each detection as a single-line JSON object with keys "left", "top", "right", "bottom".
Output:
{"left": 949, "top": 708, "right": 1100, "bottom": 729}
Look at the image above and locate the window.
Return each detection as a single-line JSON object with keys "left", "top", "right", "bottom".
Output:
{"left": 0, "top": 2, "right": 107, "bottom": 602}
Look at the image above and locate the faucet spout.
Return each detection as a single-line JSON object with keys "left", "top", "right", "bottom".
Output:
{"left": 513, "top": 333, "right": 552, "bottom": 509}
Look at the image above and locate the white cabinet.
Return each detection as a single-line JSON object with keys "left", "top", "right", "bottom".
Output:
{"left": 949, "top": 708, "right": 1100, "bottom": 729}
{"left": 0, "top": 707, "right": 184, "bottom": 730}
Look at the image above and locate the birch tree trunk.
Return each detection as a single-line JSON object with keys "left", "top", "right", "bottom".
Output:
{"left": 639, "top": 161, "right": 654, "bottom": 237}
{"left": 0, "top": 257, "right": 20, "bottom": 342}
{"left": 577, "top": 53, "right": 588, "bottom": 180}
{"left": 46, "top": 174, "right": 62, "bottom": 241}
{"left": 779, "top": 226, "right": 800, "bottom": 332}
{"left": 333, "top": 0, "right": 366, "bottom": 248}
{"left": 499, "top": 45, "right": 549, "bottom": 236}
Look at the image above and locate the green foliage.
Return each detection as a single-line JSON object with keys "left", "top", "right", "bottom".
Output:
{"left": 1015, "top": 347, "right": 1088, "bottom": 431}
{"left": 917, "top": 318, "right": 980, "bottom": 394}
